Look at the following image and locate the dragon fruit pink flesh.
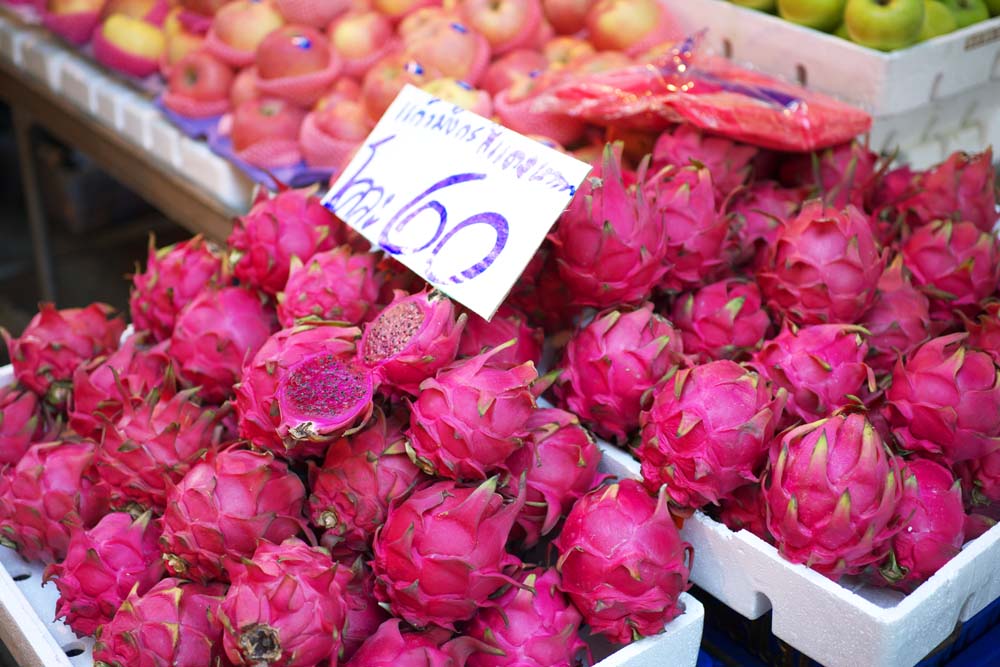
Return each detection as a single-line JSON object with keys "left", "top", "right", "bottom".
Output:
{"left": 2, "top": 303, "right": 125, "bottom": 407}
{"left": 219, "top": 538, "right": 347, "bottom": 667}
{"left": 880, "top": 459, "right": 965, "bottom": 591}
{"left": 228, "top": 187, "right": 343, "bottom": 296}
{"left": 334, "top": 554, "right": 390, "bottom": 662}
{"left": 235, "top": 322, "right": 375, "bottom": 459}
{"left": 465, "top": 567, "right": 587, "bottom": 667}
{"left": 901, "top": 220, "right": 1000, "bottom": 322}
{"left": 861, "top": 256, "right": 933, "bottom": 375}
{"left": 44, "top": 510, "right": 163, "bottom": 636}
{"left": 0, "top": 439, "right": 109, "bottom": 563}
{"left": 345, "top": 619, "right": 475, "bottom": 667}
{"left": 372, "top": 478, "right": 524, "bottom": 630}
{"left": 92, "top": 578, "right": 227, "bottom": 667}
{"left": 550, "top": 143, "right": 670, "bottom": 308}
{"left": 68, "top": 335, "right": 174, "bottom": 441}
{"left": 502, "top": 408, "right": 603, "bottom": 547}
{"left": 758, "top": 200, "right": 884, "bottom": 326}
{"left": 717, "top": 483, "right": 772, "bottom": 543}
{"left": 652, "top": 124, "right": 758, "bottom": 198}
{"left": 406, "top": 343, "right": 537, "bottom": 480}
{"left": 897, "top": 149, "right": 999, "bottom": 233}
{"left": 752, "top": 323, "right": 875, "bottom": 425}
{"left": 725, "top": 181, "right": 800, "bottom": 269}
{"left": 94, "top": 387, "right": 226, "bottom": 513}
{"left": 554, "top": 303, "right": 684, "bottom": 444}
{"left": 0, "top": 384, "right": 60, "bottom": 466}
{"left": 308, "top": 406, "right": 426, "bottom": 551}
{"left": 458, "top": 305, "right": 544, "bottom": 367}
{"left": 964, "top": 301, "right": 1000, "bottom": 364}
{"left": 764, "top": 413, "right": 904, "bottom": 580}
{"left": 160, "top": 448, "right": 309, "bottom": 583}
{"left": 671, "top": 278, "right": 771, "bottom": 362}
{"left": 277, "top": 246, "right": 383, "bottom": 328}
{"left": 169, "top": 286, "right": 278, "bottom": 404}
{"left": 886, "top": 334, "right": 1000, "bottom": 464}
{"left": 554, "top": 480, "right": 691, "bottom": 644}
{"left": 779, "top": 140, "right": 879, "bottom": 209}
{"left": 359, "top": 289, "right": 467, "bottom": 396}
{"left": 129, "top": 234, "right": 228, "bottom": 343}
{"left": 637, "top": 360, "right": 786, "bottom": 511}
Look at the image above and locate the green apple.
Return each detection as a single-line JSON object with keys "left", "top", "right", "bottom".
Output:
{"left": 845, "top": 0, "right": 925, "bottom": 50}
{"left": 732, "top": 0, "right": 778, "bottom": 11}
{"left": 834, "top": 20, "right": 851, "bottom": 35}
{"left": 986, "top": 0, "right": 1000, "bottom": 16}
{"left": 919, "top": 0, "right": 958, "bottom": 39}
{"left": 942, "top": 0, "right": 990, "bottom": 26}
{"left": 778, "top": 0, "right": 847, "bottom": 31}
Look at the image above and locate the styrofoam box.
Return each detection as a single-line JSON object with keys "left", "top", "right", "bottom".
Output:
{"left": 60, "top": 59, "right": 102, "bottom": 114}
{"left": 20, "top": 37, "right": 64, "bottom": 92}
{"left": 120, "top": 94, "right": 158, "bottom": 152}
{"left": 177, "top": 137, "right": 256, "bottom": 212}
{"left": 598, "top": 441, "right": 1000, "bottom": 667}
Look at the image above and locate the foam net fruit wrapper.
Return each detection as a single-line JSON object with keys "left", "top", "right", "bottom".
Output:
{"left": 531, "top": 35, "right": 872, "bottom": 153}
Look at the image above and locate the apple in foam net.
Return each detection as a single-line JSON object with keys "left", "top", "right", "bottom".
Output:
{"left": 102, "top": 0, "right": 155, "bottom": 19}
{"left": 459, "top": 0, "right": 542, "bottom": 54}
{"left": 585, "top": 0, "right": 676, "bottom": 53}
{"left": 398, "top": 7, "right": 455, "bottom": 40}
{"left": 213, "top": 0, "right": 285, "bottom": 53}
{"left": 422, "top": 78, "right": 493, "bottom": 116}
{"left": 361, "top": 53, "right": 439, "bottom": 119}
{"left": 101, "top": 14, "right": 166, "bottom": 60}
{"left": 231, "top": 97, "right": 307, "bottom": 151}
{"left": 180, "top": 0, "right": 229, "bottom": 16}
{"left": 845, "top": 0, "right": 924, "bottom": 50}
{"left": 777, "top": 0, "right": 847, "bottom": 31}
{"left": 543, "top": 35, "right": 595, "bottom": 67}
{"left": 478, "top": 47, "right": 547, "bottom": 95}
{"left": 47, "top": 0, "right": 103, "bottom": 15}
{"left": 541, "top": 0, "right": 596, "bottom": 33}
{"left": 163, "top": 9, "right": 205, "bottom": 66}
{"left": 329, "top": 10, "right": 395, "bottom": 66}
{"left": 404, "top": 20, "right": 491, "bottom": 84}
{"left": 256, "top": 25, "right": 332, "bottom": 79}
{"left": 313, "top": 99, "right": 373, "bottom": 140}
{"left": 169, "top": 51, "right": 234, "bottom": 101}
{"left": 230, "top": 66, "right": 259, "bottom": 106}
{"left": 372, "top": 0, "right": 437, "bottom": 20}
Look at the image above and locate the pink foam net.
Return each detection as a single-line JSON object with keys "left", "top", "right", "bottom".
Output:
{"left": 255, "top": 55, "right": 343, "bottom": 108}
{"left": 92, "top": 28, "right": 161, "bottom": 78}
{"left": 340, "top": 38, "right": 399, "bottom": 81}
{"left": 204, "top": 27, "right": 257, "bottom": 68}
{"left": 275, "top": 0, "right": 351, "bottom": 28}
{"left": 299, "top": 111, "right": 359, "bottom": 169}
{"left": 236, "top": 138, "right": 303, "bottom": 169}
{"left": 176, "top": 9, "right": 212, "bottom": 34}
{"left": 42, "top": 9, "right": 100, "bottom": 46}
{"left": 162, "top": 90, "right": 230, "bottom": 118}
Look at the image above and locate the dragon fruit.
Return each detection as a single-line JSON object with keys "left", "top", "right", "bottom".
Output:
{"left": 671, "top": 278, "right": 771, "bottom": 362}
{"left": 44, "top": 510, "right": 163, "bottom": 636}
{"left": 957, "top": 448, "right": 1000, "bottom": 511}
{"left": 359, "top": 289, "right": 467, "bottom": 396}
{"left": 372, "top": 478, "right": 524, "bottom": 629}
{"left": 0, "top": 440, "right": 108, "bottom": 563}
{"left": 554, "top": 303, "right": 684, "bottom": 444}
{"left": 92, "top": 578, "right": 227, "bottom": 667}
{"left": 880, "top": 459, "right": 965, "bottom": 591}
{"left": 335, "top": 554, "right": 390, "bottom": 661}
{"left": 652, "top": 124, "right": 757, "bottom": 198}
{"left": 506, "top": 249, "right": 582, "bottom": 335}
{"left": 867, "top": 165, "right": 917, "bottom": 248}
{"left": 752, "top": 323, "right": 875, "bottom": 424}
{"left": 861, "top": 256, "right": 933, "bottom": 375}
{"left": 898, "top": 149, "right": 999, "bottom": 233}
{"left": 779, "top": 140, "right": 878, "bottom": 209}
{"left": 717, "top": 483, "right": 772, "bottom": 543}
{"left": 228, "top": 187, "right": 342, "bottom": 296}
{"left": 160, "top": 448, "right": 309, "bottom": 582}
{"left": 129, "top": 234, "right": 228, "bottom": 342}
{"left": 964, "top": 301, "right": 1000, "bottom": 363}
{"left": 2, "top": 303, "right": 125, "bottom": 407}
{"left": 637, "top": 361, "right": 786, "bottom": 511}
{"left": 901, "top": 220, "right": 1000, "bottom": 321}
{"left": 169, "top": 286, "right": 277, "bottom": 404}
{"left": 465, "top": 567, "right": 587, "bottom": 667}
{"left": 554, "top": 480, "right": 691, "bottom": 644}
{"left": 886, "top": 334, "right": 1000, "bottom": 464}
{"left": 277, "top": 246, "right": 383, "bottom": 328}
{"left": 406, "top": 343, "right": 536, "bottom": 480}
{"left": 0, "top": 384, "right": 59, "bottom": 465}
{"left": 235, "top": 322, "right": 374, "bottom": 459}
{"left": 764, "top": 413, "right": 904, "bottom": 580}
{"left": 726, "top": 181, "right": 800, "bottom": 268}
{"left": 459, "top": 305, "right": 544, "bottom": 367}
{"left": 308, "top": 406, "right": 426, "bottom": 551}
{"left": 758, "top": 200, "right": 884, "bottom": 325}
{"left": 219, "top": 538, "right": 347, "bottom": 667}
{"left": 550, "top": 143, "right": 670, "bottom": 307}
{"left": 345, "top": 619, "right": 473, "bottom": 667}
{"left": 94, "top": 388, "right": 225, "bottom": 513}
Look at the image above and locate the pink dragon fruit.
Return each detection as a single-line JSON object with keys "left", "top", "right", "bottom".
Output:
{"left": 308, "top": 407, "right": 426, "bottom": 551}
{"left": 758, "top": 200, "right": 884, "bottom": 325}
{"left": 458, "top": 305, "right": 544, "bottom": 367}
{"left": 345, "top": 619, "right": 474, "bottom": 667}
{"left": 717, "top": 483, "right": 772, "bottom": 543}
{"left": 779, "top": 140, "right": 879, "bottom": 209}
{"left": 725, "top": 181, "right": 800, "bottom": 268}
{"left": 861, "top": 256, "right": 933, "bottom": 375}
{"left": 465, "top": 567, "right": 587, "bottom": 667}
{"left": 554, "top": 303, "right": 684, "bottom": 444}
{"left": 228, "top": 187, "right": 343, "bottom": 296}
{"left": 160, "top": 448, "right": 309, "bottom": 582}
{"left": 506, "top": 249, "right": 582, "bottom": 335}
{"left": 0, "top": 384, "right": 59, "bottom": 465}
{"left": 554, "top": 480, "right": 692, "bottom": 644}
{"left": 169, "top": 286, "right": 278, "bottom": 404}
{"left": 2, "top": 303, "right": 125, "bottom": 407}
{"left": 867, "top": 165, "right": 917, "bottom": 248}
{"left": 359, "top": 289, "right": 467, "bottom": 396}
{"left": 372, "top": 478, "right": 524, "bottom": 629}
{"left": 0, "top": 439, "right": 108, "bottom": 563}
{"left": 964, "top": 301, "right": 1000, "bottom": 363}
{"left": 406, "top": 343, "right": 537, "bottom": 480}
{"left": 880, "top": 459, "right": 965, "bottom": 591}
{"left": 502, "top": 408, "right": 603, "bottom": 547}
{"left": 637, "top": 361, "right": 786, "bottom": 511}
{"left": 129, "top": 234, "right": 228, "bottom": 343}
{"left": 94, "top": 388, "right": 226, "bottom": 513}
{"left": 901, "top": 220, "right": 1000, "bottom": 321}
{"left": 219, "top": 538, "right": 347, "bottom": 667}
{"left": 898, "top": 149, "right": 999, "bottom": 233}
{"left": 277, "top": 246, "right": 383, "bottom": 327}
{"left": 550, "top": 143, "right": 670, "bottom": 307}
{"left": 886, "top": 334, "right": 1000, "bottom": 464}
{"left": 671, "top": 278, "right": 771, "bottom": 362}
{"left": 235, "top": 322, "right": 374, "bottom": 459}
{"left": 92, "top": 578, "right": 227, "bottom": 667}
{"left": 957, "top": 449, "right": 1000, "bottom": 513}
{"left": 752, "top": 323, "right": 875, "bottom": 424}
{"left": 335, "top": 554, "right": 391, "bottom": 661}
{"left": 44, "top": 510, "right": 163, "bottom": 636}
{"left": 764, "top": 413, "right": 904, "bottom": 580}
{"left": 652, "top": 124, "right": 757, "bottom": 198}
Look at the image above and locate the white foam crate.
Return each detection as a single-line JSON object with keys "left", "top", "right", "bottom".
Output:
{"left": 178, "top": 137, "right": 256, "bottom": 212}
{"left": 20, "top": 35, "right": 64, "bottom": 91}
{"left": 60, "top": 58, "right": 102, "bottom": 113}
{"left": 149, "top": 116, "right": 184, "bottom": 169}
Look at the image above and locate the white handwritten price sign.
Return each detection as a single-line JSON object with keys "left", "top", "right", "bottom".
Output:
{"left": 321, "top": 84, "right": 592, "bottom": 320}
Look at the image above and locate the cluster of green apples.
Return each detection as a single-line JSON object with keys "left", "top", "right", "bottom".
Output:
{"left": 731, "top": 0, "right": 999, "bottom": 50}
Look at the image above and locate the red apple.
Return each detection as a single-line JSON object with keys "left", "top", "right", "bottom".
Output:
{"left": 101, "top": 0, "right": 153, "bottom": 19}
{"left": 422, "top": 78, "right": 493, "bottom": 116}
{"left": 231, "top": 97, "right": 307, "bottom": 151}
{"left": 313, "top": 99, "right": 373, "bottom": 140}
{"left": 99, "top": 13, "right": 165, "bottom": 60}
{"left": 256, "top": 25, "right": 332, "bottom": 80}
{"left": 361, "top": 52, "right": 439, "bottom": 119}
{"left": 404, "top": 19, "right": 491, "bottom": 84}
{"left": 478, "top": 47, "right": 547, "bottom": 95}
{"left": 567, "top": 50, "right": 631, "bottom": 74}
{"left": 397, "top": 6, "right": 455, "bottom": 39}
{"left": 541, "top": 0, "right": 595, "bottom": 33}
{"left": 329, "top": 10, "right": 397, "bottom": 77}
{"left": 179, "top": 0, "right": 228, "bottom": 16}
{"left": 163, "top": 9, "right": 205, "bottom": 66}
{"left": 48, "top": 0, "right": 103, "bottom": 14}
{"left": 212, "top": 0, "right": 285, "bottom": 53}
{"left": 274, "top": 0, "right": 352, "bottom": 28}
{"left": 586, "top": 0, "right": 680, "bottom": 54}
{"left": 459, "top": 0, "right": 543, "bottom": 54}
{"left": 315, "top": 77, "right": 362, "bottom": 109}
{"left": 230, "top": 66, "right": 260, "bottom": 106}
{"left": 169, "top": 51, "right": 233, "bottom": 101}
{"left": 542, "top": 35, "right": 594, "bottom": 68}
{"left": 372, "top": 0, "right": 437, "bottom": 20}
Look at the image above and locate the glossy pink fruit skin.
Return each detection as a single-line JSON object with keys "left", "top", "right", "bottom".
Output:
{"left": 726, "top": 181, "right": 800, "bottom": 269}
{"left": 160, "top": 448, "right": 308, "bottom": 583}
{"left": 780, "top": 141, "right": 878, "bottom": 210}
{"left": 335, "top": 554, "right": 390, "bottom": 662}
{"left": 861, "top": 256, "right": 932, "bottom": 375}
{"left": 345, "top": 619, "right": 460, "bottom": 667}
{"left": 764, "top": 414, "right": 904, "bottom": 580}
{"left": 718, "top": 483, "right": 772, "bottom": 544}
{"left": 277, "top": 246, "right": 383, "bottom": 327}
{"left": 957, "top": 448, "right": 1000, "bottom": 510}
{"left": 0, "top": 385, "right": 58, "bottom": 466}
{"left": 671, "top": 279, "right": 771, "bottom": 363}
{"left": 44, "top": 511, "right": 163, "bottom": 636}
{"left": 458, "top": 305, "right": 544, "bottom": 367}
{"left": 652, "top": 124, "right": 757, "bottom": 198}
{"left": 555, "top": 303, "right": 684, "bottom": 444}
{"left": 964, "top": 301, "right": 1000, "bottom": 364}
{"left": 899, "top": 148, "right": 999, "bottom": 233}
